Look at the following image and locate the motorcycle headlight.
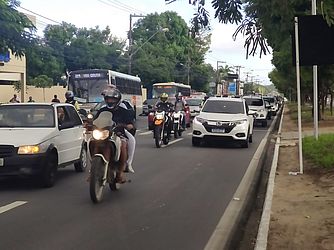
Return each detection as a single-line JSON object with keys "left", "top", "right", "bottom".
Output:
{"left": 155, "top": 114, "right": 164, "bottom": 120}
{"left": 92, "top": 129, "right": 110, "bottom": 140}
{"left": 87, "top": 113, "right": 94, "bottom": 119}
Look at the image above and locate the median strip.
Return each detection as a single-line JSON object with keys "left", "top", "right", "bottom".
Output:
{"left": 0, "top": 201, "right": 27, "bottom": 214}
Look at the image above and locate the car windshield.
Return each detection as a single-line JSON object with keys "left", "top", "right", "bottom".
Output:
{"left": 0, "top": 105, "right": 55, "bottom": 128}
{"left": 186, "top": 99, "right": 202, "bottom": 106}
{"left": 202, "top": 100, "right": 244, "bottom": 114}
{"left": 263, "top": 97, "right": 276, "bottom": 104}
{"left": 244, "top": 98, "right": 264, "bottom": 106}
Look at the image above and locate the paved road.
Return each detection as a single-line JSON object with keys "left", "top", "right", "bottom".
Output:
{"left": 0, "top": 116, "right": 271, "bottom": 250}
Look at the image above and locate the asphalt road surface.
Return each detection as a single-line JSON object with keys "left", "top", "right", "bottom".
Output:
{"left": 0, "top": 116, "right": 271, "bottom": 250}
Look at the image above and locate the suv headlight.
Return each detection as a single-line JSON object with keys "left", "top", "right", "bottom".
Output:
{"left": 195, "top": 117, "right": 207, "bottom": 124}
{"left": 235, "top": 119, "right": 248, "bottom": 125}
{"left": 92, "top": 129, "right": 109, "bottom": 140}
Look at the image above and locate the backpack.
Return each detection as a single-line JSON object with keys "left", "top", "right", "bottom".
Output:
{"left": 121, "top": 100, "right": 136, "bottom": 121}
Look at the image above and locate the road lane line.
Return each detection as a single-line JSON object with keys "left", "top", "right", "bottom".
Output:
{"left": 161, "top": 138, "right": 184, "bottom": 147}
{"left": 0, "top": 201, "right": 27, "bottom": 214}
{"left": 187, "top": 132, "right": 192, "bottom": 136}
{"left": 139, "top": 131, "right": 152, "bottom": 136}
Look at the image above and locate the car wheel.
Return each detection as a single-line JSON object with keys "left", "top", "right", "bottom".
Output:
{"left": 40, "top": 152, "right": 58, "bottom": 188}
{"left": 241, "top": 139, "right": 249, "bottom": 148}
{"left": 192, "top": 137, "right": 201, "bottom": 147}
{"left": 74, "top": 146, "right": 87, "bottom": 172}
{"left": 262, "top": 120, "right": 267, "bottom": 127}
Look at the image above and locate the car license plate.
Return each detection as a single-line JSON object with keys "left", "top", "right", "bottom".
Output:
{"left": 212, "top": 128, "right": 225, "bottom": 133}
{"left": 0, "top": 158, "right": 3, "bottom": 167}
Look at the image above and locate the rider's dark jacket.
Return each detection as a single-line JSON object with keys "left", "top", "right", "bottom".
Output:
{"left": 94, "top": 105, "right": 133, "bottom": 125}
{"left": 155, "top": 101, "right": 174, "bottom": 112}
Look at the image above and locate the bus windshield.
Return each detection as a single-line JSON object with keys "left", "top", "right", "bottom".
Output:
{"left": 69, "top": 78, "right": 108, "bottom": 103}
{"left": 152, "top": 86, "right": 177, "bottom": 98}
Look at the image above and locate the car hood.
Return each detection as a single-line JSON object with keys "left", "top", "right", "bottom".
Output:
{"left": 198, "top": 112, "right": 246, "bottom": 121}
{"left": 0, "top": 128, "right": 58, "bottom": 147}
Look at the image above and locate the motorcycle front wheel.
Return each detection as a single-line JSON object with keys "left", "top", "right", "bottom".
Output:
{"left": 89, "top": 156, "right": 106, "bottom": 203}
{"left": 154, "top": 126, "right": 163, "bottom": 148}
{"left": 173, "top": 123, "right": 179, "bottom": 139}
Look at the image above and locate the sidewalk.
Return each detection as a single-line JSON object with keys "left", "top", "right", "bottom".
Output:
{"left": 257, "top": 107, "right": 334, "bottom": 250}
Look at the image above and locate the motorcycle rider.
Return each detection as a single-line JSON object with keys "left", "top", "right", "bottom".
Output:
{"left": 174, "top": 92, "right": 186, "bottom": 130}
{"left": 65, "top": 90, "right": 79, "bottom": 110}
{"left": 101, "top": 85, "right": 136, "bottom": 173}
{"left": 94, "top": 88, "right": 134, "bottom": 183}
{"left": 155, "top": 93, "right": 174, "bottom": 137}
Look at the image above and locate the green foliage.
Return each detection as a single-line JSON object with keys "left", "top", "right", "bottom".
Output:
{"left": 0, "top": 0, "right": 36, "bottom": 57}
{"left": 303, "top": 134, "right": 334, "bottom": 169}
{"left": 30, "top": 75, "right": 53, "bottom": 89}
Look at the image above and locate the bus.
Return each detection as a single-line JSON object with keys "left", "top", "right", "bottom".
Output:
{"left": 67, "top": 69, "right": 143, "bottom": 115}
{"left": 152, "top": 82, "right": 191, "bottom": 99}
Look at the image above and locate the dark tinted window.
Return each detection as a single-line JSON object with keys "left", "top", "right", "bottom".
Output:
{"left": 0, "top": 105, "right": 55, "bottom": 127}
{"left": 65, "top": 106, "right": 82, "bottom": 126}
{"left": 186, "top": 99, "right": 202, "bottom": 106}
{"left": 202, "top": 100, "right": 244, "bottom": 114}
{"left": 263, "top": 97, "right": 276, "bottom": 104}
{"left": 244, "top": 98, "right": 264, "bottom": 106}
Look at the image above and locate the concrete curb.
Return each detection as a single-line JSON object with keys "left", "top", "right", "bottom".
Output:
{"left": 254, "top": 106, "right": 285, "bottom": 250}
{"left": 204, "top": 113, "right": 280, "bottom": 250}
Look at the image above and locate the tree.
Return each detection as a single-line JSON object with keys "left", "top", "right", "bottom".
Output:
{"left": 30, "top": 75, "right": 53, "bottom": 102}
{"left": 166, "top": 0, "right": 334, "bottom": 58}
{"left": 131, "top": 11, "right": 211, "bottom": 91}
{"left": 0, "top": 0, "right": 36, "bottom": 57}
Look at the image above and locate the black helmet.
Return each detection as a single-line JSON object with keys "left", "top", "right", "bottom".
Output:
{"left": 103, "top": 88, "right": 122, "bottom": 109}
{"left": 65, "top": 90, "right": 74, "bottom": 100}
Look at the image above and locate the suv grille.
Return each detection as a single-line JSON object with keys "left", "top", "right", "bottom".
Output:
{"left": 0, "top": 145, "right": 16, "bottom": 157}
{"left": 203, "top": 122, "right": 236, "bottom": 133}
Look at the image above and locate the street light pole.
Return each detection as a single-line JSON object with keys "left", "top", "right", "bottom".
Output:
{"left": 128, "top": 27, "right": 169, "bottom": 75}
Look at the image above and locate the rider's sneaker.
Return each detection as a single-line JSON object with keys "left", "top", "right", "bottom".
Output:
{"left": 126, "top": 163, "right": 135, "bottom": 173}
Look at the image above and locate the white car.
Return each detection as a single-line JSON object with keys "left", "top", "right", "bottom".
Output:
{"left": 185, "top": 98, "right": 203, "bottom": 117}
{"left": 0, "top": 103, "right": 87, "bottom": 187}
{"left": 243, "top": 96, "right": 269, "bottom": 127}
{"left": 192, "top": 97, "right": 254, "bottom": 147}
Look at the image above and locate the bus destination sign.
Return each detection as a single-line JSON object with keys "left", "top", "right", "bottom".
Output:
{"left": 74, "top": 72, "right": 106, "bottom": 79}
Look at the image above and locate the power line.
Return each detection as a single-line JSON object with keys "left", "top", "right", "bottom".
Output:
{"left": 18, "top": 6, "right": 62, "bottom": 25}
{"left": 106, "top": 0, "right": 146, "bottom": 14}
{"left": 97, "top": 0, "right": 135, "bottom": 13}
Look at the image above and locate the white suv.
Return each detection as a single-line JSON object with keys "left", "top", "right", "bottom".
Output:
{"left": 0, "top": 103, "right": 87, "bottom": 187}
{"left": 192, "top": 97, "right": 254, "bottom": 148}
{"left": 243, "top": 96, "right": 269, "bottom": 127}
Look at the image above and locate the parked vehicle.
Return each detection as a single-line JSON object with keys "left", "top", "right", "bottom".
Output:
{"left": 192, "top": 97, "right": 254, "bottom": 147}
{"left": 153, "top": 110, "right": 172, "bottom": 148}
{"left": 87, "top": 111, "right": 127, "bottom": 203}
{"left": 0, "top": 103, "right": 87, "bottom": 187}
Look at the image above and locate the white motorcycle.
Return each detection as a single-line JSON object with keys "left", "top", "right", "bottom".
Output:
{"left": 172, "top": 110, "right": 184, "bottom": 139}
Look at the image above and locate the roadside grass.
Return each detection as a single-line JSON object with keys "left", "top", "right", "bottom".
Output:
{"left": 303, "top": 134, "right": 334, "bottom": 169}
{"left": 287, "top": 102, "right": 334, "bottom": 123}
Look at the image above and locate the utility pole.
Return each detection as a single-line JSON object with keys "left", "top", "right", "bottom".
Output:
{"left": 234, "top": 65, "right": 244, "bottom": 95}
{"left": 128, "top": 13, "right": 145, "bottom": 75}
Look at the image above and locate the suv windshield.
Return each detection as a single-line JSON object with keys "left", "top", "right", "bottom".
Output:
{"left": 244, "top": 98, "right": 264, "bottom": 106}
{"left": 202, "top": 100, "right": 244, "bottom": 114}
{"left": 263, "top": 97, "right": 276, "bottom": 104}
{"left": 0, "top": 105, "right": 55, "bottom": 128}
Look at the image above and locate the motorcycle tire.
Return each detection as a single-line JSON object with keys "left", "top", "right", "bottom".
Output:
{"left": 109, "top": 169, "right": 120, "bottom": 191}
{"left": 90, "top": 156, "right": 106, "bottom": 203}
{"left": 163, "top": 130, "right": 169, "bottom": 145}
{"left": 178, "top": 129, "right": 182, "bottom": 137}
{"left": 154, "top": 126, "right": 162, "bottom": 148}
{"left": 173, "top": 124, "right": 179, "bottom": 139}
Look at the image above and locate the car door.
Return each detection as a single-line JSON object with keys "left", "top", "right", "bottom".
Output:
{"left": 55, "top": 106, "right": 83, "bottom": 164}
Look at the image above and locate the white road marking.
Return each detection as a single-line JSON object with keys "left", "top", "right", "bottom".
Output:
{"left": 161, "top": 138, "right": 184, "bottom": 147}
{"left": 187, "top": 132, "right": 193, "bottom": 136}
{"left": 0, "top": 201, "right": 27, "bottom": 214}
{"left": 139, "top": 131, "right": 152, "bottom": 136}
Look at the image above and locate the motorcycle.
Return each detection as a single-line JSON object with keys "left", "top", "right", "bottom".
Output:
{"left": 87, "top": 111, "right": 127, "bottom": 203}
{"left": 172, "top": 110, "right": 184, "bottom": 139}
{"left": 153, "top": 110, "right": 172, "bottom": 148}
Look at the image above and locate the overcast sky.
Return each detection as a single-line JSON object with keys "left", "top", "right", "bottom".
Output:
{"left": 19, "top": 0, "right": 274, "bottom": 85}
